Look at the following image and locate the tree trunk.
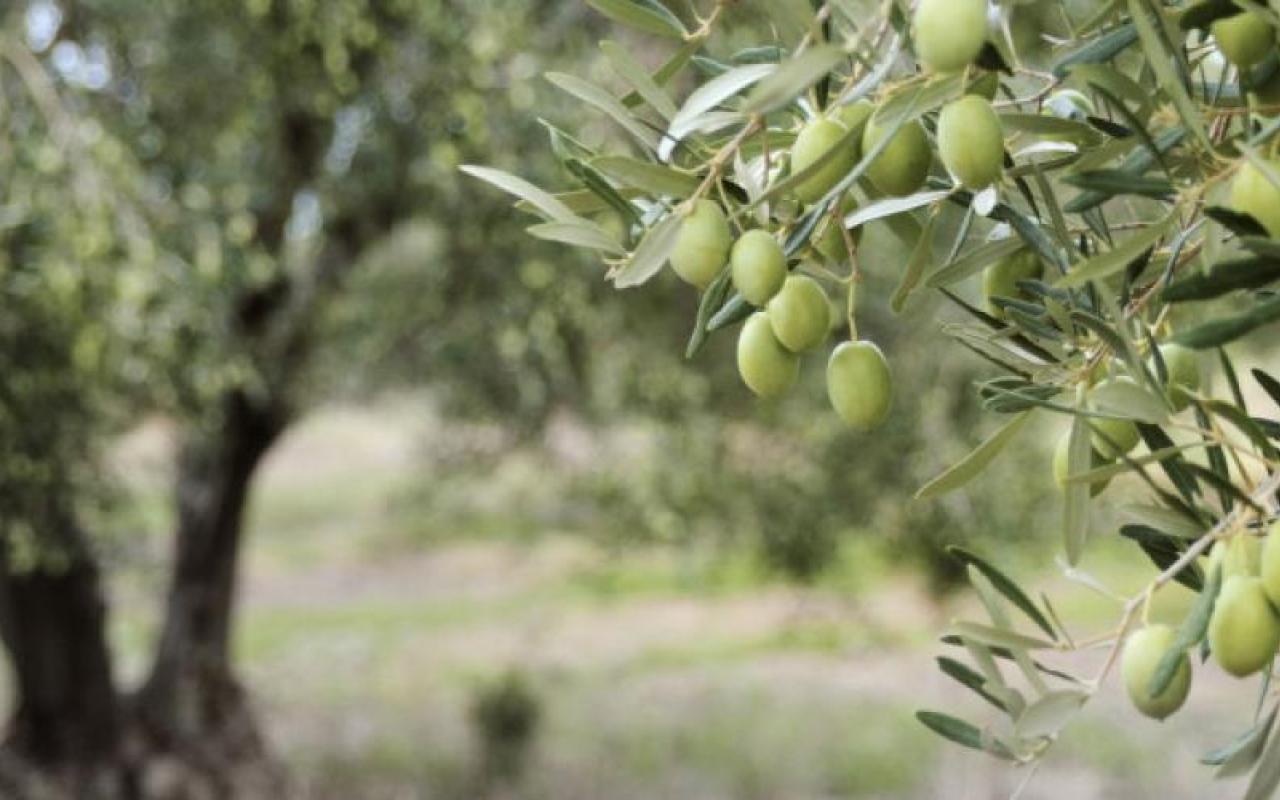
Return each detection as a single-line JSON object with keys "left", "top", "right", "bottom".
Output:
{"left": 0, "top": 515, "right": 130, "bottom": 798}
{"left": 136, "top": 388, "right": 287, "bottom": 766}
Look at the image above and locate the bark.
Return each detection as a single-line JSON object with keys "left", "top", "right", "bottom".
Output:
{"left": 0, "top": 515, "right": 130, "bottom": 798}
{"left": 135, "top": 389, "right": 287, "bottom": 763}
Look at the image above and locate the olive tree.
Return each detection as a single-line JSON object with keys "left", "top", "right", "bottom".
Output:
{"left": 0, "top": 0, "right": 613, "bottom": 793}
{"left": 470, "top": 0, "right": 1280, "bottom": 793}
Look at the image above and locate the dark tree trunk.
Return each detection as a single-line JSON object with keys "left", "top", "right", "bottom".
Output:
{"left": 0, "top": 515, "right": 129, "bottom": 797}
{"left": 136, "top": 389, "right": 287, "bottom": 764}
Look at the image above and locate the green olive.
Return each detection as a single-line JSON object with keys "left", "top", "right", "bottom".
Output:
{"left": 1153, "top": 343, "right": 1201, "bottom": 412}
{"left": 913, "top": 0, "right": 988, "bottom": 74}
{"left": 938, "top": 96, "right": 1005, "bottom": 190}
{"left": 834, "top": 101, "right": 875, "bottom": 159}
{"left": 737, "top": 312, "right": 799, "bottom": 399}
{"left": 670, "top": 199, "right": 732, "bottom": 289}
{"left": 1261, "top": 523, "right": 1280, "bottom": 607}
{"left": 862, "top": 116, "right": 932, "bottom": 197}
{"left": 1232, "top": 159, "right": 1280, "bottom": 238}
{"left": 767, "top": 275, "right": 830, "bottom": 353}
{"left": 791, "top": 118, "right": 857, "bottom": 204}
{"left": 1051, "top": 432, "right": 1111, "bottom": 496}
{"left": 1208, "top": 575, "right": 1280, "bottom": 677}
{"left": 982, "top": 249, "right": 1043, "bottom": 318}
{"left": 1212, "top": 11, "right": 1275, "bottom": 70}
{"left": 1122, "top": 624, "right": 1191, "bottom": 720}
{"left": 1210, "top": 535, "right": 1263, "bottom": 580}
{"left": 731, "top": 230, "right": 787, "bottom": 306}
{"left": 1089, "top": 378, "right": 1142, "bottom": 458}
{"left": 813, "top": 195, "right": 861, "bottom": 265}
{"left": 827, "top": 341, "right": 893, "bottom": 431}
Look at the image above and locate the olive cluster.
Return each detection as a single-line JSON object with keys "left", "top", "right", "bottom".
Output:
{"left": 1123, "top": 523, "right": 1280, "bottom": 720}
{"left": 670, "top": 199, "right": 892, "bottom": 431}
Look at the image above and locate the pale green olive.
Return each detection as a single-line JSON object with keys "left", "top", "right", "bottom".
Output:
{"left": 812, "top": 195, "right": 861, "bottom": 265}
{"left": 731, "top": 230, "right": 787, "bottom": 306}
{"left": 1089, "top": 378, "right": 1142, "bottom": 458}
{"left": 1051, "top": 432, "right": 1111, "bottom": 497}
{"left": 1154, "top": 343, "right": 1201, "bottom": 412}
{"left": 1232, "top": 159, "right": 1280, "bottom": 238}
{"left": 737, "top": 312, "right": 799, "bottom": 399}
{"left": 827, "top": 341, "right": 893, "bottom": 431}
{"left": 1122, "top": 624, "right": 1191, "bottom": 720}
{"left": 1208, "top": 575, "right": 1280, "bottom": 677}
{"left": 791, "top": 118, "right": 857, "bottom": 204}
{"left": 834, "top": 101, "right": 874, "bottom": 159}
{"left": 1212, "top": 11, "right": 1275, "bottom": 70}
{"left": 982, "top": 249, "right": 1043, "bottom": 318}
{"left": 938, "top": 95, "right": 1005, "bottom": 190}
{"left": 670, "top": 199, "right": 732, "bottom": 289}
{"left": 913, "top": 0, "right": 989, "bottom": 74}
{"left": 767, "top": 275, "right": 830, "bottom": 353}
{"left": 862, "top": 116, "right": 932, "bottom": 197}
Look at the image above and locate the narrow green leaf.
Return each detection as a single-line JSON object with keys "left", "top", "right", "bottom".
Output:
{"left": 949, "top": 547, "right": 1058, "bottom": 640}
{"left": 1015, "top": 690, "right": 1089, "bottom": 740}
{"left": 611, "top": 212, "right": 682, "bottom": 288}
{"left": 1148, "top": 564, "right": 1221, "bottom": 699}
{"left": 916, "top": 711, "right": 1015, "bottom": 759}
{"left": 1175, "top": 296, "right": 1280, "bottom": 349}
{"left": 742, "top": 44, "right": 846, "bottom": 114}
{"left": 460, "top": 165, "right": 580, "bottom": 223}
{"left": 592, "top": 156, "right": 702, "bottom": 197}
{"left": 1055, "top": 210, "right": 1177, "bottom": 288}
{"left": 916, "top": 412, "right": 1034, "bottom": 499}
{"left": 586, "top": 0, "right": 687, "bottom": 39}
{"left": 1126, "top": 0, "right": 1213, "bottom": 152}
{"left": 546, "top": 72, "right": 660, "bottom": 151}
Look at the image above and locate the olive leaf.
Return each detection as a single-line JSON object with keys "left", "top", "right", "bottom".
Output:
{"left": 586, "top": 0, "right": 688, "bottom": 39}
{"left": 611, "top": 212, "right": 682, "bottom": 289}
{"left": 915, "top": 411, "right": 1034, "bottom": 500}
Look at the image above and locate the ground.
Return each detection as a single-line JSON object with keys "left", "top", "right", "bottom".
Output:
{"left": 90, "top": 396, "right": 1269, "bottom": 799}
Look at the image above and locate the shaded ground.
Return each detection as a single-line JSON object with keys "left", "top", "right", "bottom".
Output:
{"left": 98, "top": 397, "right": 1267, "bottom": 799}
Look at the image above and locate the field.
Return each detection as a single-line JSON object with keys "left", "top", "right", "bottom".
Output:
{"left": 98, "top": 396, "right": 1264, "bottom": 799}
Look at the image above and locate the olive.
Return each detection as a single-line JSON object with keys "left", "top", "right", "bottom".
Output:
{"left": 1089, "top": 378, "right": 1142, "bottom": 458}
{"left": 1260, "top": 523, "right": 1280, "bottom": 607}
{"left": 813, "top": 195, "right": 861, "bottom": 265}
{"left": 1208, "top": 575, "right": 1280, "bottom": 677}
{"left": 827, "top": 341, "right": 893, "bottom": 431}
{"left": 834, "top": 101, "right": 875, "bottom": 157}
{"left": 791, "top": 118, "right": 857, "bottom": 204}
{"left": 982, "top": 249, "right": 1043, "bottom": 318}
{"left": 768, "top": 275, "right": 831, "bottom": 353}
{"left": 670, "top": 199, "right": 732, "bottom": 289}
{"left": 1051, "top": 432, "right": 1111, "bottom": 496}
{"left": 1122, "top": 624, "right": 1191, "bottom": 720}
{"left": 938, "top": 96, "right": 1005, "bottom": 190}
{"left": 731, "top": 230, "right": 787, "bottom": 306}
{"left": 862, "top": 116, "right": 932, "bottom": 197}
{"left": 1153, "top": 343, "right": 1201, "bottom": 412}
{"left": 1231, "top": 158, "right": 1280, "bottom": 238}
{"left": 737, "top": 312, "right": 799, "bottom": 399}
{"left": 1209, "top": 535, "right": 1263, "bottom": 580}
{"left": 1212, "top": 11, "right": 1276, "bottom": 70}
{"left": 913, "top": 0, "right": 989, "bottom": 74}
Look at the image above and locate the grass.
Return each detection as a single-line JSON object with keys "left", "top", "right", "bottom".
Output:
{"left": 99, "top": 399, "right": 1249, "bottom": 799}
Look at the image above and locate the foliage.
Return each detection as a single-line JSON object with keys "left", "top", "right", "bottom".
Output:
{"left": 471, "top": 0, "right": 1280, "bottom": 792}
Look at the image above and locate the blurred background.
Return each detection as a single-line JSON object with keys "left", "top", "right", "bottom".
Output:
{"left": 1, "top": 0, "right": 1278, "bottom": 798}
